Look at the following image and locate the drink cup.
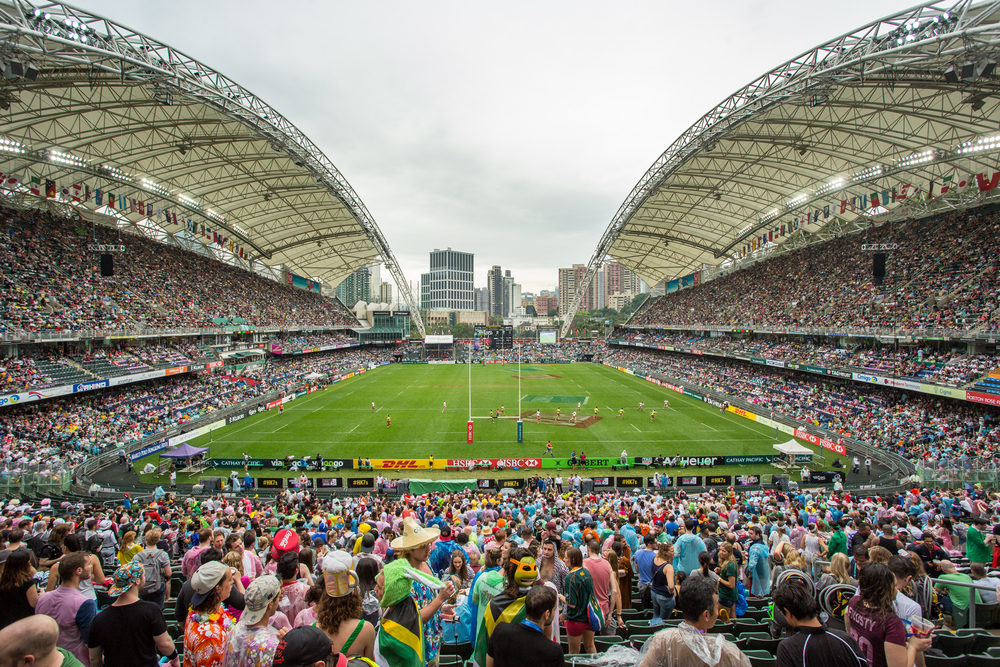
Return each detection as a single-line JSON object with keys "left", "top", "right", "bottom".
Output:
{"left": 909, "top": 616, "right": 933, "bottom": 638}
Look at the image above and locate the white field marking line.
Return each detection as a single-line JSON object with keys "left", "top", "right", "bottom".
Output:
{"left": 279, "top": 438, "right": 744, "bottom": 444}
{"left": 397, "top": 390, "right": 405, "bottom": 395}
{"left": 375, "top": 406, "right": 384, "bottom": 412}
{"left": 349, "top": 424, "right": 360, "bottom": 433}
{"left": 631, "top": 424, "right": 641, "bottom": 432}
{"left": 606, "top": 406, "right": 614, "bottom": 411}
{"left": 211, "top": 389, "right": 327, "bottom": 439}
{"left": 271, "top": 423, "right": 290, "bottom": 433}
{"left": 702, "top": 423, "right": 718, "bottom": 431}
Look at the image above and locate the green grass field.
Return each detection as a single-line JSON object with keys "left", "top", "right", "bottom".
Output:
{"left": 141, "top": 363, "right": 848, "bottom": 484}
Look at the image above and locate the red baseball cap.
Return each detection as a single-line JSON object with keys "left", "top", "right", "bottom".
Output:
{"left": 271, "top": 529, "right": 299, "bottom": 559}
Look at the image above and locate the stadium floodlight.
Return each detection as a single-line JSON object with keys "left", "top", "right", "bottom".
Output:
{"left": 23, "top": 62, "right": 38, "bottom": 81}
{"left": 897, "top": 149, "right": 935, "bottom": 168}
{"left": 48, "top": 149, "right": 85, "bottom": 167}
{"left": 0, "top": 137, "right": 25, "bottom": 154}
{"left": 786, "top": 194, "right": 808, "bottom": 207}
{"left": 141, "top": 178, "right": 169, "bottom": 197}
{"left": 179, "top": 194, "right": 198, "bottom": 207}
{"left": 943, "top": 65, "right": 959, "bottom": 83}
{"left": 101, "top": 164, "right": 132, "bottom": 182}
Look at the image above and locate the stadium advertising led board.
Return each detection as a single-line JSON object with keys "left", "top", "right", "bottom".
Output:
{"left": 539, "top": 330, "right": 557, "bottom": 344}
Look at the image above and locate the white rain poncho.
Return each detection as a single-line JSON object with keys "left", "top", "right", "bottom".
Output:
{"left": 636, "top": 624, "right": 751, "bottom": 667}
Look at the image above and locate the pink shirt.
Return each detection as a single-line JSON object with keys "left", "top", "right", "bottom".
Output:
{"left": 583, "top": 556, "right": 613, "bottom": 616}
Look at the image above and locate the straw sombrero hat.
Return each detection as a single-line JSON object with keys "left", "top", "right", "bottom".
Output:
{"left": 390, "top": 516, "right": 440, "bottom": 550}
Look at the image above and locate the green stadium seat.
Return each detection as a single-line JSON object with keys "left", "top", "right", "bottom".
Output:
{"left": 968, "top": 655, "right": 1000, "bottom": 667}
{"left": 934, "top": 632, "right": 977, "bottom": 657}
{"left": 925, "top": 656, "right": 969, "bottom": 667}
{"left": 742, "top": 650, "right": 777, "bottom": 667}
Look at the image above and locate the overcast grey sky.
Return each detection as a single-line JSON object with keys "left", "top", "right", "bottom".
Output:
{"left": 82, "top": 0, "right": 909, "bottom": 295}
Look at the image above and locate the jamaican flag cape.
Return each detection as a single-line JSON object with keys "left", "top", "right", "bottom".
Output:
{"left": 374, "top": 559, "right": 443, "bottom": 667}
{"left": 375, "top": 596, "right": 423, "bottom": 667}
{"left": 472, "top": 590, "right": 528, "bottom": 667}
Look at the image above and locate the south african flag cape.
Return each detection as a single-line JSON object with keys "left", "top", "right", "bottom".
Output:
{"left": 375, "top": 597, "right": 423, "bottom": 667}
{"left": 472, "top": 591, "right": 527, "bottom": 667}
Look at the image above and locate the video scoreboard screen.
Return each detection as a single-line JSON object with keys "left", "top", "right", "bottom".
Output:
{"left": 473, "top": 325, "right": 514, "bottom": 349}
{"left": 539, "top": 330, "right": 557, "bottom": 344}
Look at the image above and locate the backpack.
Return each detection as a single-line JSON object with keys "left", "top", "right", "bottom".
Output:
{"left": 135, "top": 549, "right": 165, "bottom": 594}
{"left": 85, "top": 534, "right": 104, "bottom": 555}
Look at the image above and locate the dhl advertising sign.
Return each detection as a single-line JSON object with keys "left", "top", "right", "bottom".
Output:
{"left": 727, "top": 406, "right": 757, "bottom": 421}
{"left": 371, "top": 459, "right": 431, "bottom": 470}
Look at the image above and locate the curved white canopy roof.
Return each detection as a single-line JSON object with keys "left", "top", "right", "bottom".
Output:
{"left": 565, "top": 0, "right": 1000, "bottom": 334}
{"left": 0, "top": 0, "right": 425, "bottom": 334}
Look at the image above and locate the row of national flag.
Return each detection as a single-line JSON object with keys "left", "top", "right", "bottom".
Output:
{"left": 737, "top": 170, "right": 1000, "bottom": 258}
{"left": 0, "top": 170, "right": 251, "bottom": 261}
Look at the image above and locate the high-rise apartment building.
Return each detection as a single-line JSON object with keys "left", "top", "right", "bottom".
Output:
{"left": 604, "top": 261, "right": 640, "bottom": 302}
{"left": 558, "top": 264, "right": 595, "bottom": 316}
{"left": 420, "top": 273, "right": 431, "bottom": 310}
{"left": 475, "top": 287, "right": 489, "bottom": 313}
{"left": 335, "top": 264, "right": 374, "bottom": 307}
{"left": 428, "top": 248, "right": 474, "bottom": 310}
{"left": 379, "top": 281, "right": 393, "bottom": 304}
{"left": 487, "top": 266, "right": 505, "bottom": 319}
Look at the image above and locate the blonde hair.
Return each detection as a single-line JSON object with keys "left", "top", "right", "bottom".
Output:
{"left": 717, "top": 542, "right": 735, "bottom": 572}
{"left": 785, "top": 550, "right": 807, "bottom": 570}
{"left": 223, "top": 551, "right": 243, "bottom": 575}
{"left": 145, "top": 528, "right": 161, "bottom": 546}
{"left": 868, "top": 546, "right": 892, "bottom": 565}
{"left": 828, "top": 552, "right": 852, "bottom": 584}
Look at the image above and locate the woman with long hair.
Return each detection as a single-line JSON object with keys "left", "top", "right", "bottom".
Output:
{"left": 845, "top": 563, "right": 931, "bottom": 667}
{"left": 0, "top": 550, "right": 37, "bottom": 629}
{"left": 447, "top": 549, "right": 473, "bottom": 592}
{"left": 649, "top": 542, "right": 675, "bottom": 626}
{"left": 603, "top": 548, "right": 624, "bottom": 629}
{"left": 817, "top": 552, "right": 857, "bottom": 590}
{"left": 612, "top": 540, "right": 633, "bottom": 610}
{"left": 716, "top": 543, "right": 738, "bottom": 621}
{"left": 314, "top": 588, "right": 375, "bottom": 658}
{"left": 118, "top": 530, "right": 142, "bottom": 565}
{"left": 355, "top": 558, "right": 381, "bottom": 626}
{"left": 564, "top": 546, "right": 596, "bottom": 655}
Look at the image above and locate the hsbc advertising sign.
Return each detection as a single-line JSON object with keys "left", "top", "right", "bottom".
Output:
{"left": 446, "top": 458, "right": 542, "bottom": 469}
{"left": 794, "top": 428, "right": 847, "bottom": 456}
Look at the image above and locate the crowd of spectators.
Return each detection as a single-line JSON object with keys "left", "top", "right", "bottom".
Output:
{"left": 0, "top": 206, "right": 358, "bottom": 333}
{"left": 267, "top": 333, "right": 356, "bottom": 350}
{"left": 603, "top": 346, "right": 1000, "bottom": 469}
{"left": 613, "top": 331, "right": 999, "bottom": 387}
{"left": 630, "top": 207, "right": 1000, "bottom": 332}
{"left": 1, "top": 478, "right": 998, "bottom": 665}
{"left": 0, "top": 345, "right": 400, "bottom": 475}
{"left": 469, "top": 340, "right": 602, "bottom": 363}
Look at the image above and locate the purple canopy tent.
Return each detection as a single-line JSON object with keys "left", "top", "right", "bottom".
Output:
{"left": 161, "top": 443, "right": 209, "bottom": 458}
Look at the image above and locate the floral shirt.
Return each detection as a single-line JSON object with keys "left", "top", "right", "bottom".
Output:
{"left": 222, "top": 622, "right": 281, "bottom": 667}
{"left": 184, "top": 608, "right": 235, "bottom": 667}
{"left": 412, "top": 578, "right": 443, "bottom": 664}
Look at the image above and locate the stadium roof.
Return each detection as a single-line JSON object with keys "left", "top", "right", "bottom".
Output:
{"left": 0, "top": 0, "right": 425, "bottom": 335}
{"left": 565, "top": 0, "right": 1000, "bottom": 335}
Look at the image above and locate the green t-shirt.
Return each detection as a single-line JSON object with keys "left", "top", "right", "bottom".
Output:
{"left": 938, "top": 573, "right": 979, "bottom": 609}
{"left": 718, "top": 561, "right": 739, "bottom": 604}
{"left": 58, "top": 648, "right": 86, "bottom": 667}
{"left": 967, "top": 526, "right": 991, "bottom": 563}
